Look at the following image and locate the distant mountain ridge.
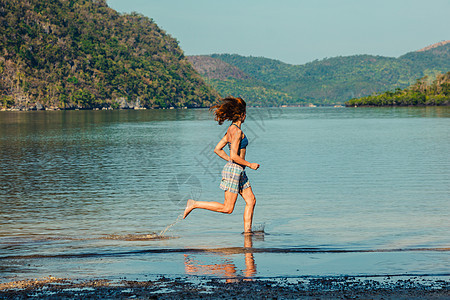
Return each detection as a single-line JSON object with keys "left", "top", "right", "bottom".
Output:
{"left": 416, "top": 40, "right": 450, "bottom": 52}
{"left": 187, "top": 55, "right": 294, "bottom": 106}
{"left": 187, "top": 56, "right": 251, "bottom": 80}
{"left": 189, "top": 42, "right": 450, "bottom": 105}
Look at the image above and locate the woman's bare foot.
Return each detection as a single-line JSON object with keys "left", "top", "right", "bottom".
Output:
{"left": 183, "top": 199, "right": 196, "bottom": 219}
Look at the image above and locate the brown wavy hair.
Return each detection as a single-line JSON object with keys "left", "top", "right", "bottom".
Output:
{"left": 210, "top": 96, "right": 246, "bottom": 125}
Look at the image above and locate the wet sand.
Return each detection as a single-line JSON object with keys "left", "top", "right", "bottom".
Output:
{"left": 1, "top": 276, "right": 448, "bottom": 299}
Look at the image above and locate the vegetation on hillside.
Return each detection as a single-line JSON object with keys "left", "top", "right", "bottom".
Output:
{"left": 204, "top": 43, "right": 450, "bottom": 105}
{"left": 206, "top": 78, "right": 295, "bottom": 107}
{"left": 188, "top": 55, "right": 296, "bottom": 106}
{"left": 0, "top": 0, "right": 218, "bottom": 109}
{"left": 345, "top": 72, "right": 450, "bottom": 107}
{"left": 187, "top": 56, "right": 251, "bottom": 81}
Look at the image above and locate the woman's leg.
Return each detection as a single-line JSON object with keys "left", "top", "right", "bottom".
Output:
{"left": 183, "top": 191, "right": 238, "bottom": 219}
{"left": 240, "top": 187, "right": 256, "bottom": 233}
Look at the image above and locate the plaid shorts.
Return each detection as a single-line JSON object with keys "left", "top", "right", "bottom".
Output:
{"left": 220, "top": 162, "right": 251, "bottom": 194}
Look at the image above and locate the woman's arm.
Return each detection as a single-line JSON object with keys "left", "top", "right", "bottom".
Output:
{"left": 228, "top": 126, "right": 259, "bottom": 170}
{"left": 214, "top": 134, "right": 230, "bottom": 161}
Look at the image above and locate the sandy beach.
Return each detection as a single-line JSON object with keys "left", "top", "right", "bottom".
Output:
{"left": 1, "top": 275, "right": 449, "bottom": 299}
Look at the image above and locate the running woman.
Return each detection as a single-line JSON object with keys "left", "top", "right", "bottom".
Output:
{"left": 183, "top": 97, "right": 260, "bottom": 234}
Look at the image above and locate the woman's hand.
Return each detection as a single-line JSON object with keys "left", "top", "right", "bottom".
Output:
{"left": 248, "top": 163, "right": 260, "bottom": 170}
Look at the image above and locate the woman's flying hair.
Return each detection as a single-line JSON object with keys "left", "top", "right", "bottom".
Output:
{"left": 210, "top": 96, "right": 246, "bottom": 125}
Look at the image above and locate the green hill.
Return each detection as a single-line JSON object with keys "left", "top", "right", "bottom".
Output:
{"left": 190, "top": 41, "right": 450, "bottom": 105}
{"left": 345, "top": 72, "right": 450, "bottom": 107}
{"left": 187, "top": 55, "right": 295, "bottom": 106}
{"left": 0, "top": 0, "right": 219, "bottom": 110}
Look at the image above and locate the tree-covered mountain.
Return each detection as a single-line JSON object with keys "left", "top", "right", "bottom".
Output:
{"left": 189, "top": 41, "right": 450, "bottom": 105}
{"left": 345, "top": 72, "right": 450, "bottom": 107}
{"left": 187, "top": 55, "right": 295, "bottom": 107}
{"left": 0, "top": 0, "right": 219, "bottom": 110}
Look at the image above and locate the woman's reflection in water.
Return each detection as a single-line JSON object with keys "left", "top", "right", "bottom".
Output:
{"left": 243, "top": 233, "right": 256, "bottom": 279}
{"left": 184, "top": 234, "right": 261, "bottom": 282}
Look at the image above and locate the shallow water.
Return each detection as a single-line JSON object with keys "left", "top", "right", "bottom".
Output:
{"left": 0, "top": 107, "right": 449, "bottom": 281}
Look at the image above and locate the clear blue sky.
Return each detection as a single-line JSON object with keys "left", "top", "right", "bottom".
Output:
{"left": 107, "top": 0, "right": 450, "bottom": 65}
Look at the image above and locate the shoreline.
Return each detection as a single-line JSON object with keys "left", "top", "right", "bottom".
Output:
{"left": 2, "top": 104, "right": 449, "bottom": 112}
{"left": 345, "top": 104, "right": 450, "bottom": 108}
{"left": 1, "top": 275, "right": 448, "bottom": 299}
{"left": 0, "top": 105, "right": 308, "bottom": 112}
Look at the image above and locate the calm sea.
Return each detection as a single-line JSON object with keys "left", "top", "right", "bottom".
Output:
{"left": 0, "top": 107, "right": 449, "bottom": 281}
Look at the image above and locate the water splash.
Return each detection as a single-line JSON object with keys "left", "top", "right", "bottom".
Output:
{"left": 104, "top": 233, "right": 167, "bottom": 241}
{"left": 100, "top": 214, "right": 183, "bottom": 241}
{"left": 158, "top": 213, "right": 183, "bottom": 237}
{"left": 252, "top": 223, "right": 265, "bottom": 234}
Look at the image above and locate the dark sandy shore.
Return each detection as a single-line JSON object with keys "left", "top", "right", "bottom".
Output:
{"left": 0, "top": 276, "right": 448, "bottom": 299}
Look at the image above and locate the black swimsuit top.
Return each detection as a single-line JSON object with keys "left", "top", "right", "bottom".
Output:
{"left": 227, "top": 123, "right": 248, "bottom": 149}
